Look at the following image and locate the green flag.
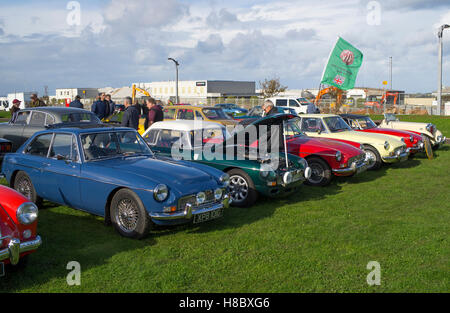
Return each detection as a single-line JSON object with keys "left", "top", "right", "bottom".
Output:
{"left": 321, "top": 37, "right": 363, "bottom": 90}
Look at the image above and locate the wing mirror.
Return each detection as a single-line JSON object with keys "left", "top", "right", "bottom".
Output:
{"left": 317, "top": 128, "right": 322, "bottom": 135}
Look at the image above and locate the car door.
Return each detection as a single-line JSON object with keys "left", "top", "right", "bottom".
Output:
{"left": 22, "top": 111, "right": 48, "bottom": 144}
{"left": 1, "top": 110, "right": 30, "bottom": 151}
{"left": 42, "top": 133, "right": 81, "bottom": 207}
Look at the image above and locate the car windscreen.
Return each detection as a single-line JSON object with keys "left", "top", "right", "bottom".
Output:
{"left": 191, "top": 127, "right": 229, "bottom": 147}
{"left": 202, "top": 108, "right": 230, "bottom": 120}
{"left": 81, "top": 131, "right": 152, "bottom": 161}
{"left": 285, "top": 118, "right": 305, "bottom": 138}
{"left": 357, "top": 117, "right": 377, "bottom": 129}
{"left": 324, "top": 116, "right": 352, "bottom": 132}
{"left": 61, "top": 113, "right": 101, "bottom": 123}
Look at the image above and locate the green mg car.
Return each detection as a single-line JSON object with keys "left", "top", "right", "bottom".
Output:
{"left": 142, "top": 119, "right": 311, "bottom": 207}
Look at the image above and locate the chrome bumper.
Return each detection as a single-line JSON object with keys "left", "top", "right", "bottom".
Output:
{"left": 332, "top": 161, "right": 368, "bottom": 175}
{"left": 408, "top": 142, "right": 425, "bottom": 153}
{"left": 0, "top": 236, "right": 42, "bottom": 265}
{"left": 382, "top": 151, "right": 409, "bottom": 162}
{"left": 150, "top": 196, "right": 230, "bottom": 221}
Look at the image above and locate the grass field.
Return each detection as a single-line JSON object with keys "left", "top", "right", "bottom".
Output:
{"left": 0, "top": 115, "right": 449, "bottom": 293}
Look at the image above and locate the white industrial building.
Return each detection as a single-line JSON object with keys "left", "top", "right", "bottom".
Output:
{"left": 55, "top": 88, "right": 99, "bottom": 101}
{"left": 133, "top": 80, "right": 256, "bottom": 103}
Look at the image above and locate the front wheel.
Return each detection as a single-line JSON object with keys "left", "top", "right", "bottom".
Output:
{"left": 110, "top": 189, "right": 150, "bottom": 239}
{"left": 305, "top": 157, "right": 332, "bottom": 186}
{"left": 423, "top": 136, "right": 434, "bottom": 159}
{"left": 226, "top": 169, "right": 258, "bottom": 207}
{"left": 363, "top": 146, "right": 382, "bottom": 170}
{"left": 13, "top": 171, "right": 42, "bottom": 207}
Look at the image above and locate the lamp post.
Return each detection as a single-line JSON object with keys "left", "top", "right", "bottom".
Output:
{"left": 168, "top": 58, "right": 179, "bottom": 104}
{"left": 437, "top": 24, "right": 449, "bottom": 116}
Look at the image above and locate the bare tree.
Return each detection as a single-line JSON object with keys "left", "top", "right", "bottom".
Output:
{"left": 259, "top": 77, "right": 287, "bottom": 98}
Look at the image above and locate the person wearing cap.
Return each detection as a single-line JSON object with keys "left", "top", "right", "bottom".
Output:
{"left": 30, "top": 93, "right": 46, "bottom": 107}
{"left": 9, "top": 99, "right": 21, "bottom": 123}
{"left": 69, "top": 95, "right": 84, "bottom": 109}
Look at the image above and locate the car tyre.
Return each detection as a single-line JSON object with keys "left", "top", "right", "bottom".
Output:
{"left": 305, "top": 157, "right": 332, "bottom": 186}
{"left": 13, "top": 171, "right": 42, "bottom": 207}
{"left": 423, "top": 136, "right": 434, "bottom": 159}
{"left": 226, "top": 169, "right": 258, "bottom": 207}
{"left": 110, "top": 189, "right": 150, "bottom": 239}
{"left": 363, "top": 146, "right": 382, "bottom": 170}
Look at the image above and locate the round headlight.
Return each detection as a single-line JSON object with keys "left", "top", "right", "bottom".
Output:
{"left": 196, "top": 192, "right": 206, "bottom": 204}
{"left": 219, "top": 173, "right": 230, "bottom": 187}
{"left": 335, "top": 151, "right": 342, "bottom": 161}
{"left": 400, "top": 137, "right": 405, "bottom": 143}
{"left": 410, "top": 135, "right": 414, "bottom": 143}
{"left": 153, "top": 184, "right": 169, "bottom": 202}
{"left": 384, "top": 141, "right": 390, "bottom": 150}
{"left": 16, "top": 202, "right": 38, "bottom": 225}
{"left": 214, "top": 188, "right": 223, "bottom": 200}
{"left": 426, "top": 123, "right": 433, "bottom": 132}
{"left": 304, "top": 167, "right": 312, "bottom": 179}
{"left": 283, "top": 172, "right": 293, "bottom": 184}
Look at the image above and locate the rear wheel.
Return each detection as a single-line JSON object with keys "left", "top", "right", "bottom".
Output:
{"left": 226, "top": 169, "right": 258, "bottom": 207}
{"left": 305, "top": 157, "right": 332, "bottom": 186}
{"left": 13, "top": 171, "right": 42, "bottom": 207}
{"left": 423, "top": 137, "right": 434, "bottom": 159}
{"left": 110, "top": 189, "right": 150, "bottom": 239}
{"left": 363, "top": 146, "right": 382, "bottom": 170}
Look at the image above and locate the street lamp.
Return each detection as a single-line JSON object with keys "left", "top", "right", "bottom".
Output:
{"left": 437, "top": 24, "right": 450, "bottom": 115}
{"left": 168, "top": 58, "right": 180, "bottom": 104}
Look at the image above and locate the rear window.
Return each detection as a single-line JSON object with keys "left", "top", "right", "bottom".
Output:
{"left": 61, "top": 113, "right": 100, "bottom": 123}
{"left": 202, "top": 109, "right": 230, "bottom": 120}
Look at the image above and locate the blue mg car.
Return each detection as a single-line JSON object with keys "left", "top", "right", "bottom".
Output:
{"left": 1, "top": 127, "right": 230, "bottom": 239}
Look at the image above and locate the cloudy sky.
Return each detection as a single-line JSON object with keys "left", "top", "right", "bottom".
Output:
{"left": 0, "top": 0, "right": 449, "bottom": 95}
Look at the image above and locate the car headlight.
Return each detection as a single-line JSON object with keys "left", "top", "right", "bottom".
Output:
{"left": 153, "top": 184, "right": 169, "bottom": 202}
{"left": 219, "top": 173, "right": 230, "bottom": 187}
{"left": 426, "top": 123, "right": 434, "bottom": 133}
{"left": 196, "top": 192, "right": 206, "bottom": 204}
{"left": 384, "top": 141, "right": 390, "bottom": 150}
{"left": 16, "top": 202, "right": 38, "bottom": 225}
{"left": 400, "top": 137, "right": 405, "bottom": 143}
{"left": 283, "top": 172, "right": 293, "bottom": 184}
{"left": 214, "top": 188, "right": 223, "bottom": 200}
{"left": 335, "top": 151, "right": 342, "bottom": 161}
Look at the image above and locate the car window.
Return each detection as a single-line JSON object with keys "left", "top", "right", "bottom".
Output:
{"left": 195, "top": 111, "right": 203, "bottom": 120}
{"left": 163, "top": 108, "right": 176, "bottom": 119}
{"left": 249, "top": 106, "right": 263, "bottom": 116}
{"left": 45, "top": 114, "right": 55, "bottom": 125}
{"left": 193, "top": 127, "right": 227, "bottom": 147}
{"left": 324, "top": 116, "right": 352, "bottom": 132}
{"left": 14, "top": 111, "right": 31, "bottom": 125}
{"left": 25, "top": 133, "right": 53, "bottom": 157}
{"left": 143, "top": 129, "right": 159, "bottom": 145}
{"left": 276, "top": 99, "right": 287, "bottom": 107}
{"left": 49, "top": 134, "right": 79, "bottom": 161}
{"left": 301, "top": 118, "right": 326, "bottom": 133}
{"left": 154, "top": 129, "right": 190, "bottom": 149}
{"left": 177, "top": 109, "right": 194, "bottom": 120}
{"left": 357, "top": 118, "right": 377, "bottom": 129}
{"left": 29, "top": 111, "right": 46, "bottom": 126}
{"left": 202, "top": 109, "right": 230, "bottom": 120}
{"left": 289, "top": 100, "right": 299, "bottom": 107}
{"left": 61, "top": 113, "right": 100, "bottom": 123}
{"left": 347, "top": 119, "right": 359, "bottom": 129}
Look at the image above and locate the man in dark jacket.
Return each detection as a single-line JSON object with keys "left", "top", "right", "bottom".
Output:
{"left": 145, "top": 98, "right": 163, "bottom": 130}
{"left": 121, "top": 97, "right": 139, "bottom": 130}
{"left": 105, "top": 94, "right": 116, "bottom": 114}
{"left": 69, "top": 95, "right": 84, "bottom": 109}
{"left": 262, "top": 100, "right": 278, "bottom": 116}
{"left": 9, "top": 99, "right": 21, "bottom": 123}
{"left": 30, "top": 93, "right": 46, "bottom": 107}
{"left": 91, "top": 93, "right": 110, "bottom": 120}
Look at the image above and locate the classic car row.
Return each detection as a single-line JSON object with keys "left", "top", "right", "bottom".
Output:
{"left": 0, "top": 106, "right": 445, "bottom": 268}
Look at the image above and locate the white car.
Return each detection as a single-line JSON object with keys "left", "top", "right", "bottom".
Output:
{"left": 266, "top": 97, "right": 318, "bottom": 115}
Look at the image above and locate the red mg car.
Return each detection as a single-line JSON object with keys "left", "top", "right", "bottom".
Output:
{"left": 0, "top": 184, "right": 41, "bottom": 268}
{"left": 340, "top": 114, "right": 424, "bottom": 154}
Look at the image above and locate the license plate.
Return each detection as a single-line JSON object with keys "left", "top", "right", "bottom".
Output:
{"left": 193, "top": 207, "right": 223, "bottom": 224}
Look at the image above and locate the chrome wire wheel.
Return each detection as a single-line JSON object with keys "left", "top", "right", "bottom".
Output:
{"left": 308, "top": 163, "right": 325, "bottom": 184}
{"left": 229, "top": 175, "right": 249, "bottom": 203}
{"left": 364, "top": 150, "right": 377, "bottom": 169}
{"left": 17, "top": 176, "right": 33, "bottom": 200}
{"left": 116, "top": 198, "right": 140, "bottom": 233}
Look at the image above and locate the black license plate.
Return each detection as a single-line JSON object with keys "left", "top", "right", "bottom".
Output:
{"left": 193, "top": 207, "right": 223, "bottom": 224}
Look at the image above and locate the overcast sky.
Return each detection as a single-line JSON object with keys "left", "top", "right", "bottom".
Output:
{"left": 0, "top": 0, "right": 449, "bottom": 95}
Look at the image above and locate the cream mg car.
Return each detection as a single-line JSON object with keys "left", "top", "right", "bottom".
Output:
{"left": 297, "top": 114, "right": 409, "bottom": 170}
{"left": 379, "top": 113, "right": 446, "bottom": 150}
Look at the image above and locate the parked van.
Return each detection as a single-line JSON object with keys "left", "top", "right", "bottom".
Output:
{"left": 265, "top": 97, "right": 318, "bottom": 115}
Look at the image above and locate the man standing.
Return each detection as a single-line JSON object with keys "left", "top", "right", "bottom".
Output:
{"left": 262, "top": 100, "right": 278, "bottom": 116}
{"left": 121, "top": 97, "right": 139, "bottom": 130}
{"left": 69, "top": 95, "right": 84, "bottom": 109}
{"left": 145, "top": 97, "right": 163, "bottom": 130}
{"left": 105, "top": 94, "right": 116, "bottom": 114}
{"left": 30, "top": 93, "right": 46, "bottom": 107}
{"left": 91, "top": 93, "right": 110, "bottom": 120}
{"left": 9, "top": 99, "right": 21, "bottom": 123}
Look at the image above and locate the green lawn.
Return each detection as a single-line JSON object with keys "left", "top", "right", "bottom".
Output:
{"left": 0, "top": 115, "right": 449, "bottom": 292}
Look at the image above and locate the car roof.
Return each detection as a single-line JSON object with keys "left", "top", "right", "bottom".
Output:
{"left": 340, "top": 114, "right": 369, "bottom": 119}
{"left": 21, "top": 107, "right": 91, "bottom": 115}
{"left": 166, "top": 105, "right": 217, "bottom": 110}
{"left": 301, "top": 114, "right": 339, "bottom": 118}
{"left": 150, "top": 120, "right": 225, "bottom": 131}
{"left": 36, "top": 126, "right": 135, "bottom": 135}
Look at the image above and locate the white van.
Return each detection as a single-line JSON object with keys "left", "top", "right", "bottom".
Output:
{"left": 265, "top": 97, "right": 317, "bottom": 115}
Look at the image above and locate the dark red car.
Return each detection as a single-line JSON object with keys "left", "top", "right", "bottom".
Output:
{"left": 0, "top": 184, "right": 41, "bottom": 268}
{"left": 340, "top": 114, "right": 424, "bottom": 154}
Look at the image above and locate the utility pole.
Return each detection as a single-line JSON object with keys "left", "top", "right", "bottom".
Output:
{"left": 168, "top": 58, "right": 180, "bottom": 104}
{"left": 438, "top": 24, "right": 449, "bottom": 116}
{"left": 389, "top": 56, "right": 392, "bottom": 91}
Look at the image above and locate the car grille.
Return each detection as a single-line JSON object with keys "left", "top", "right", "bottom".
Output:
{"left": 348, "top": 153, "right": 365, "bottom": 165}
{"left": 178, "top": 190, "right": 220, "bottom": 211}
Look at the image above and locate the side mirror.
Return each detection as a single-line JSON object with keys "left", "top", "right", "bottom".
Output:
{"left": 317, "top": 128, "right": 322, "bottom": 135}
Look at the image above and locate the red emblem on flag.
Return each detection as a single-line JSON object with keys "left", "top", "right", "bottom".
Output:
{"left": 334, "top": 75, "right": 345, "bottom": 86}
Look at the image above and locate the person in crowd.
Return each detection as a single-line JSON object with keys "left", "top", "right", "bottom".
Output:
{"left": 9, "top": 99, "right": 21, "bottom": 123}
{"left": 69, "top": 95, "right": 84, "bottom": 109}
{"left": 121, "top": 97, "right": 139, "bottom": 130}
{"left": 105, "top": 94, "right": 116, "bottom": 114}
{"left": 262, "top": 100, "right": 278, "bottom": 116}
{"left": 307, "top": 101, "right": 320, "bottom": 114}
{"left": 145, "top": 97, "right": 163, "bottom": 129}
{"left": 91, "top": 93, "right": 110, "bottom": 120}
{"left": 30, "top": 93, "right": 46, "bottom": 107}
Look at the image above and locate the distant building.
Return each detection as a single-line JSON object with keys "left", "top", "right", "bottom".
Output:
{"left": 133, "top": 80, "right": 256, "bottom": 104}
{"left": 55, "top": 88, "right": 99, "bottom": 101}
